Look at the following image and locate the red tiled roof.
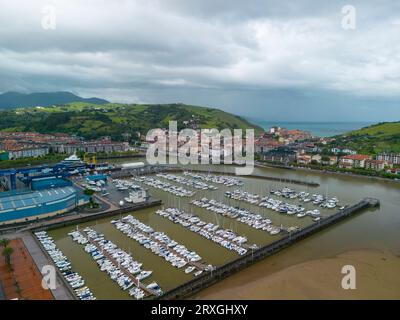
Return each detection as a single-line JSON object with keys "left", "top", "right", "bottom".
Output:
{"left": 341, "top": 154, "right": 371, "bottom": 161}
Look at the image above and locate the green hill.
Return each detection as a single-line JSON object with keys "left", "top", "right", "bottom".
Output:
{"left": 0, "top": 91, "right": 108, "bottom": 109}
{"left": 333, "top": 121, "right": 400, "bottom": 154}
{"left": 0, "top": 102, "right": 263, "bottom": 141}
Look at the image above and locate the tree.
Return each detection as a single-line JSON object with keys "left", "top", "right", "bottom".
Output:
{"left": 83, "top": 189, "right": 95, "bottom": 196}
{"left": 2, "top": 246, "right": 14, "bottom": 266}
{"left": 0, "top": 238, "right": 10, "bottom": 248}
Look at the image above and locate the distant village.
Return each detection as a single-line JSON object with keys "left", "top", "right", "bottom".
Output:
{"left": 254, "top": 126, "right": 400, "bottom": 175}
{"left": 0, "top": 132, "right": 130, "bottom": 160}
{"left": 0, "top": 125, "right": 399, "bottom": 177}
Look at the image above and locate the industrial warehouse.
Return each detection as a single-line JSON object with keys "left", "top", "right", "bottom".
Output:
{"left": 0, "top": 155, "right": 99, "bottom": 225}
{"left": 0, "top": 185, "right": 83, "bottom": 224}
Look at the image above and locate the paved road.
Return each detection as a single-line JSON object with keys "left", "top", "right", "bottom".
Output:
{"left": 4, "top": 232, "right": 74, "bottom": 300}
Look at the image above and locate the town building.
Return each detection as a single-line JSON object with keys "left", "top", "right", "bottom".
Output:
{"left": 296, "top": 154, "right": 322, "bottom": 165}
{"left": 376, "top": 153, "right": 400, "bottom": 165}
{"left": 7, "top": 146, "right": 49, "bottom": 160}
{"left": 321, "top": 155, "right": 338, "bottom": 166}
{"left": 255, "top": 138, "right": 283, "bottom": 153}
{"left": 297, "top": 154, "right": 312, "bottom": 165}
{"left": 365, "top": 159, "right": 392, "bottom": 171}
{"left": 339, "top": 154, "right": 372, "bottom": 169}
{"left": 262, "top": 147, "right": 297, "bottom": 164}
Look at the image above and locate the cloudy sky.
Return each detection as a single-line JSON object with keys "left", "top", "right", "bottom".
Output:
{"left": 0, "top": 0, "right": 399, "bottom": 122}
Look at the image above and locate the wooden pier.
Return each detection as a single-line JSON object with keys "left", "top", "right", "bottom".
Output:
{"left": 159, "top": 197, "right": 380, "bottom": 300}
{"left": 80, "top": 229, "right": 159, "bottom": 298}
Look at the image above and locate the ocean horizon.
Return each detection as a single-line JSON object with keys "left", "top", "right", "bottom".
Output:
{"left": 247, "top": 120, "right": 375, "bottom": 137}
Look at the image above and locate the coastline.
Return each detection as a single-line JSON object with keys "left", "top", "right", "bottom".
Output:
{"left": 194, "top": 249, "right": 400, "bottom": 300}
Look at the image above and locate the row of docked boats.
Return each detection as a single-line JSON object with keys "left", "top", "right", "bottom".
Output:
{"left": 156, "top": 173, "right": 218, "bottom": 190}
{"left": 133, "top": 176, "right": 195, "bottom": 197}
{"left": 156, "top": 208, "right": 253, "bottom": 255}
{"left": 271, "top": 187, "right": 342, "bottom": 209}
{"left": 225, "top": 189, "right": 321, "bottom": 220}
{"left": 69, "top": 228, "right": 162, "bottom": 299}
{"left": 34, "top": 231, "right": 96, "bottom": 300}
{"left": 191, "top": 198, "right": 282, "bottom": 235}
{"left": 111, "top": 215, "right": 206, "bottom": 275}
{"left": 113, "top": 178, "right": 143, "bottom": 192}
{"left": 259, "top": 196, "right": 321, "bottom": 220}
{"left": 183, "top": 171, "right": 243, "bottom": 187}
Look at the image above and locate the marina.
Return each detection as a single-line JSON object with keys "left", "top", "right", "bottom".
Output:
{"left": 1, "top": 0, "right": 398, "bottom": 302}
{"left": 182, "top": 171, "right": 243, "bottom": 186}
{"left": 70, "top": 227, "right": 162, "bottom": 299}
{"left": 190, "top": 198, "right": 285, "bottom": 235}
{"left": 156, "top": 208, "right": 254, "bottom": 255}
{"left": 18, "top": 160, "right": 387, "bottom": 300}
{"left": 111, "top": 215, "right": 210, "bottom": 273}
{"left": 160, "top": 197, "right": 380, "bottom": 300}
{"left": 35, "top": 231, "right": 96, "bottom": 300}
{"left": 156, "top": 173, "right": 218, "bottom": 190}
{"left": 225, "top": 189, "right": 324, "bottom": 219}
{"left": 133, "top": 176, "right": 195, "bottom": 197}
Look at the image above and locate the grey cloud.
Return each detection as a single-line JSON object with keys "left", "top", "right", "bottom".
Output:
{"left": 0, "top": 0, "right": 399, "bottom": 121}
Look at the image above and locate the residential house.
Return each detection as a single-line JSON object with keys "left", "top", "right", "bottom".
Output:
{"left": 297, "top": 155, "right": 312, "bottom": 165}
{"left": 321, "top": 155, "right": 338, "bottom": 166}
{"left": 365, "top": 159, "right": 392, "bottom": 171}
{"left": 339, "top": 154, "right": 372, "bottom": 169}
{"left": 8, "top": 146, "right": 49, "bottom": 160}
{"left": 262, "top": 147, "right": 297, "bottom": 164}
{"left": 255, "top": 138, "right": 282, "bottom": 154}
{"left": 376, "top": 153, "right": 400, "bottom": 165}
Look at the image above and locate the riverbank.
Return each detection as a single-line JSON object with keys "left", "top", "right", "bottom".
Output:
{"left": 255, "top": 162, "right": 400, "bottom": 183}
{"left": 195, "top": 249, "right": 400, "bottom": 300}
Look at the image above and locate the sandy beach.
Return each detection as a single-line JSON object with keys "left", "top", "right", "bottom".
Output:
{"left": 195, "top": 250, "right": 400, "bottom": 300}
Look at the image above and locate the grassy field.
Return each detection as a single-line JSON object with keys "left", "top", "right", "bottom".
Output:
{"left": 346, "top": 122, "right": 400, "bottom": 137}
{"left": 332, "top": 121, "right": 400, "bottom": 154}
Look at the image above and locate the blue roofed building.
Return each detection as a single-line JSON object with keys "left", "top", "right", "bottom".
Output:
{"left": 0, "top": 186, "right": 88, "bottom": 225}
{"left": 30, "top": 176, "right": 72, "bottom": 190}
